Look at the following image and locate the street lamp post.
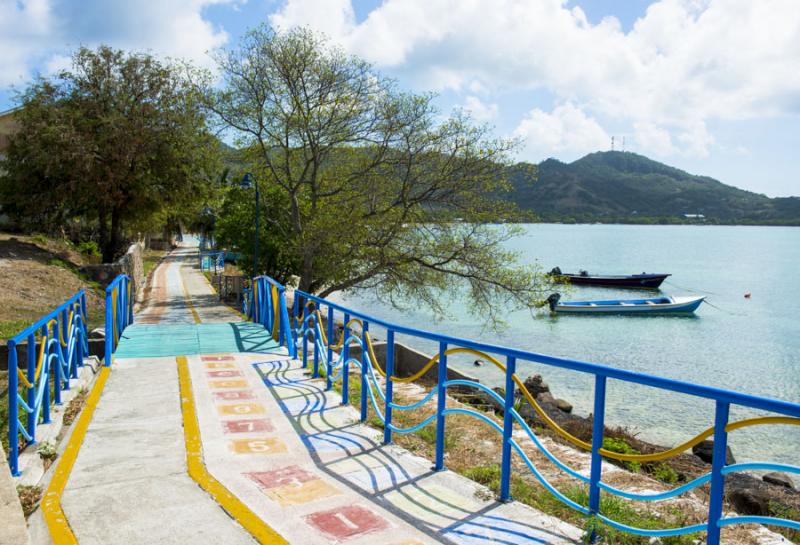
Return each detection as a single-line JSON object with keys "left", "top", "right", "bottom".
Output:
{"left": 240, "top": 173, "right": 259, "bottom": 278}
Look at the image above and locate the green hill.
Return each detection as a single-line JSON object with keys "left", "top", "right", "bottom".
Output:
{"left": 505, "top": 151, "right": 800, "bottom": 225}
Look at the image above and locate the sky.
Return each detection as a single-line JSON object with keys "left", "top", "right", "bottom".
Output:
{"left": 1, "top": 0, "right": 799, "bottom": 197}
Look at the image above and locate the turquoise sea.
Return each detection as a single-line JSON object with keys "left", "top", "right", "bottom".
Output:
{"left": 333, "top": 224, "right": 800, "bottom": 465}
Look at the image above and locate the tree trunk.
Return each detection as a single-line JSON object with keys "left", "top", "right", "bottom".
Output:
{"left": 107, "top": 206, "right": 122, "bottom": 263}
{"left": 99, "top": 209, "right": 112, "bottom": 263}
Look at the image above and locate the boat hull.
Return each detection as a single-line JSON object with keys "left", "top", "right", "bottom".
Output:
{"left": 561, "top": 273, "right": 670, "bottom": 289}
{"left": 554, "top": 296, "right": 705, "bottom": 315}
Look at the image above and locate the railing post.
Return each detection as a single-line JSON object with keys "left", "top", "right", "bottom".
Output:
{"left": 326, "top": 306, "right": 334, "bottom": 391}
{"left": 384, "top": 330, "right": 395, "bottom": 445}
{"left": 8, "top": 341, "right": 20, "bottom": 476}
{"left": 342, "top": 313, "right": 350, "bottom": 406}
{"left": 104, "top": 286, "right": 112, "bottom": 367}
{"left": 435, "top": 341, "right": 447, "bottom": 471}
{"left": 706, "top": 401, "right": 730, "bottom": 545}
{"left": 312, "top": 317, "right": 320, "bottom": 379}
{"left": 26, "top": 333, "right": 36, "bottom": 443}
{"left": 54, "top": 315, "right": 64, "bottom": 403}
{"left": 360, "top": 321, "right": 369, "bottom": 422}
{"left": 128, "top": 277, "right": 134, "bottom": 326}
{"left": 278, "top": 287, "right": 286, "bottom": 349}
{"left": 302, "top": 298, "right": 310, "bottom": 368}
{"left": 292, "top": 293, "right": 300, "bottom": 350}
{"left": 588, "top": 374, "right": 607, "bottom": 541}
{"left": 41, "top": 324, "right": 50, "bottom": 424}
{"left": 500, "top": 355, "right": 517, "bottom": 502}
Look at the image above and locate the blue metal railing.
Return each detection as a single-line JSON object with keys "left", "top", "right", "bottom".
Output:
{"left": 199, "top": 250, "right": 225, "bottom": 273}
{"left": 243, "top": 276, "right": 296, "bottom": 358}
{"left": 6, "top": 290, "right": 89, "bottom": 476}
{"left": 290, "top": 286, "right": 800, "bottom": 543}
{"left": 104, "top": 275, "right": 134, "bottom": 366}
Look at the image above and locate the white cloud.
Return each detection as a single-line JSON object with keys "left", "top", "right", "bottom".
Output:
{"left": 0, "top": 0, "right": 236, "bottom": 93}
{"left": 269, "top": 0, "right": 800, "bottom": 160}
{"left": 0, "top": 0, "right": 53, "bottom": 87}
{"left": 513, "top": 102, "right": 610, "bottom": 160}
{"left": 461, "top": 96, "right": 498, "bottom": 122}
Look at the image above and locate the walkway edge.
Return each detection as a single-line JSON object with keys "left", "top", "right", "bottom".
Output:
{"left": 176, "top": 356, "right": 289, "bottom": 545}
{"left": 42, "top": 366, "right": 111, "bottom": 545}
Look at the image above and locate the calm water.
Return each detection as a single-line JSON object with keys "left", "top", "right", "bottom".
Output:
{"left": 333, "top": 224, "right": 800, "bottom": 465}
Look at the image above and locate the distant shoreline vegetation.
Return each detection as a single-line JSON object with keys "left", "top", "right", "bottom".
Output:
{"left": 526, "top": 215, "right": 800, "bottom": 226}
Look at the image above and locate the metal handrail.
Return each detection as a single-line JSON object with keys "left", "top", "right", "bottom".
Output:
{"left": 244, "top": 276, "right": 296, "bottom": 358}
{"left": 7, "top": 290, "right": 88, "bottom": 476}
{"left": 291, "top": 286, "right": 800, "bottom": 543}
{"left": 104, "top": 274, "right": 134, "bottom": 366}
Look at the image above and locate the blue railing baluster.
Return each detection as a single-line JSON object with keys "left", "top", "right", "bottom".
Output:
{"left": 360, "top": 321, "right": 369, "bottom": 422}
{"left": 707, "top": 401, "right": 731, "bottom": 545}
{"left": 26, "top": 332, "right": 36, "bottom": 440}
{"left": 326, "top": 306, "right": 334, "bottom": 391}
{"left": 8, "top": 341, "right": 19, "bottom": 476}
{"left": 342, "top": 313, "right": 350, "bottom": 406}
{"left": 500, "top": 355, "right": 517, "bottom": 501}
{"left": 588, "top": 374, "right": 607, "bottom": 539}
{"left": 312, "top": 315, "right": 319, "bottom": 379}
{"left": 384, "top": 329, "right": 395, "bottom": 445}
{"left": 41, "top": 324, "right": 50, "bottom": 425}
{"left": 302, "top": 295, "right": 309, "bottom": 369}
{"left": 435, "top": 341, "right": 448, "bottom": 471}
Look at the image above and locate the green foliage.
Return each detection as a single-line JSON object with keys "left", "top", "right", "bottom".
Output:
{"left": 207, "top": 26, "right": 554, "bottom": 325}
{"left": 1, "top": 45, "right": 220, "bottom": 262}
{"left": 650, "top": 462, "right": 679, "bottom": 484}
{"left": 77, "top": 241, "right": 100, "bottom": 258}
{"left": 504, "top": 151, "right": 800, "bottom": 224}
{"left": 36, "top": 441, "right": 57, "bottom": 462}
{"left": 602, "top": 437, "right": 641, "bottom": 472}
{"left": 0, "top": 320, "right": 32, "bottom": 341}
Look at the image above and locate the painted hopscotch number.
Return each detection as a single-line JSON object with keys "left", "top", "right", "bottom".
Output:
{"left": 229, "top": 437, "right": 287, "bottom": 455}
{"left": 223, "top": 419, "right": 273, "bottom": 434}
{"left": 245, "top": 465, "right": 316, "bottom": 490}
{"left": 205, "top": 362, "right": 237, "bottom": 369}
{"left": 217, "top": 403, "right": 266, "bottom": 417}
{"left": 209, "top": 379, "right": 249, "bottom": 389}
{"left": 201, "top": 355, "right": 235, "bottom": 362}
{"left": 304, "top": 505, "right": 389, "bottom": 540}
{"left": 213, "top": 390, "right": 255, "bottom": 401}
{"left": 207, "top": 370, "right": 244, "bottom": 378}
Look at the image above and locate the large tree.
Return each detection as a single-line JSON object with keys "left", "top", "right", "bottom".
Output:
{"left": 209, "top": 26, "right": 551, "bottom": 322}
{"left": 1, "top": 46, "right": 218, "bottom": 261}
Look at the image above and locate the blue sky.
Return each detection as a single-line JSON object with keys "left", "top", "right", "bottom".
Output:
{"left": 1, "top": 0, "right": 798, "bottom": 197}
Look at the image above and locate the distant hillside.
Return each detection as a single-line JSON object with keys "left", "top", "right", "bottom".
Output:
{"left": 505, "top": 151, "right": 800, "bottom": 225}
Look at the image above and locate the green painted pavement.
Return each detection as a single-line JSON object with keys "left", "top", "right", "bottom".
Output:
{"left": 114, "top": 322, "right": 283, "bottom": 358}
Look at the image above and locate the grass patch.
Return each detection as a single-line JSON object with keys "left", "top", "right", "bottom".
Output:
{"left": 143, "top": 249, "right": 166, "bottom": 277}
{"left": 16, "top": 484, "right": 42, "bottom": 518}
{"left": 0, "top": 320, "right": 33, "bottom": 341}
{"left": 603, "top": 436, "right": 641, "bottom": 472}
{"left": 459, "top": 463, "right": 698, "bottom": 545}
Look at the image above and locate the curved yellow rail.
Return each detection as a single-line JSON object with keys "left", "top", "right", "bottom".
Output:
{"left": 270, "top": 285, "right": 279, "bottom": 341}
{"left": 350, "top": 332, "right": 800, "bottom": 462}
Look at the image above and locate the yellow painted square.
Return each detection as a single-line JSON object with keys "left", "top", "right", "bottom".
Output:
{"left": 217, "top": 403, "right": 266, "bottom": 417}
{"left": 264, "top": 478, "right": 340, "bottom": 506}
{"left": 229, "top": 437, "right": 287, "bottom": 455}
{"left": 210, "top": 379, "right": 249, "bottom": 389}
{"left": 205, "top": 362, "right": 237, "bottom": 369}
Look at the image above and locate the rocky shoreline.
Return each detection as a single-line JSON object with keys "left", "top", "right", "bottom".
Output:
{"left": 449, "top": 373, "right": 799, "bottom": 523}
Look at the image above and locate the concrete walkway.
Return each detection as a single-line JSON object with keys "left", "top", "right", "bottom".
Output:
{"left": 43, "top": 242, "right": 581, "bottom": 544}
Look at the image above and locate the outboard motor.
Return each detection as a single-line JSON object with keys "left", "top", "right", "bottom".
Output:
{"left": 546, "top": 293, "right": 561, "bottom": 312}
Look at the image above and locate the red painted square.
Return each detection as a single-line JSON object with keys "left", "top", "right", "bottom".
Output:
{"left": 305, "top": 505, "right": 389, "bottom": 540}
{"left": 222, "top": 419, "right": 274, "bottom": 434}
{"left": 202, "top": 355, "right": 235, "bottom": 362}
{"left": 207, "top": 370, "right": 244, "bottom": 378}
{"left": 245, "top": 465, "right": 316, "bottom": 490}
{"left": 213, "top": 390, "right": 255, "bottom": 401}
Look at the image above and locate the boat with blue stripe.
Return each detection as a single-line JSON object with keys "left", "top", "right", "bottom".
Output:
{"left": 547, "top": 293, "right": 705, "bottom": 314}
